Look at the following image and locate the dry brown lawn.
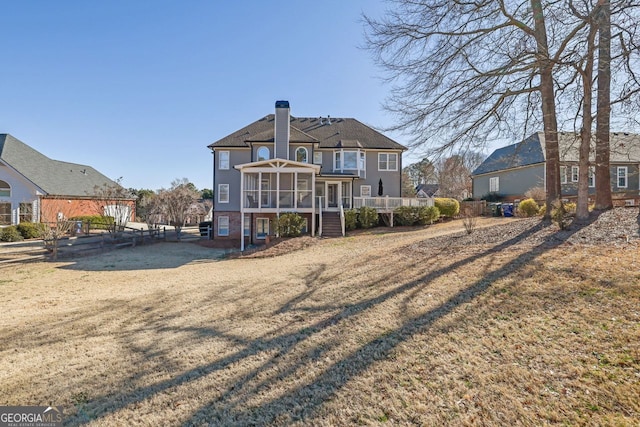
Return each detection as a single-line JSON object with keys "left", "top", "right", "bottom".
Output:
{"left": 1, "top": 216, "right": 639, "bottom": 426}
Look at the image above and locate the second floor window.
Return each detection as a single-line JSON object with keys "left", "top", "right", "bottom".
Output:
{"left": 378, "top": 153, "right": 398, "bottom": 171}
{"left": 571, "top": 166, "right": 579, "bottom": 182}
{"left": 219, "top": 151, "right": 230, "bottom": 170}
{"left": 296, "top": 147, "right": 308, "bottom": 163}
{"left": 560, "top": 166, "right": 567, "bottom": 184}
{"left": 313, "top": 151, "right": 322, "bottom": 165}
{"left": 218, "top": 184, "right": 229, "bottom": 203}
{"left": 334, "top": 150, "right": 365, "bottom": 171}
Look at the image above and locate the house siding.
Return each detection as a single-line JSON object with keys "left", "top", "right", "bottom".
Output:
{"left": 473, "top": 164, "right": 545, "bottom": 199}
{"left": 560, "top": 163, "right": 639, "bottom": 196}
{"left": 214, "top": 149, "right": 251, "bottom": 211}
{"left": 0, "top": 164, "right": 41, "bottom": 224}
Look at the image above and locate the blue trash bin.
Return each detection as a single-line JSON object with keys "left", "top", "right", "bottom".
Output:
{"left": 503, "top": 203, "right": 514, "bottom": 217}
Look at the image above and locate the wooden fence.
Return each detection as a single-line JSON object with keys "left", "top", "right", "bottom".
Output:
{"left": 0, "top": 225, "right": 169, "bottom": 266}
{"left": 459, "top": 200, "right": 487, "bottom": 217}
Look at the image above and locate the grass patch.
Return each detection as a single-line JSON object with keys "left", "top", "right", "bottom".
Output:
{"left": 0, "top": 222, "right": 638, "bottom": 426}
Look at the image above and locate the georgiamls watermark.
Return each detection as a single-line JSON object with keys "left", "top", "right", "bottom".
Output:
{"left": 0, "top": 406, "right": 63, "bottom": 427}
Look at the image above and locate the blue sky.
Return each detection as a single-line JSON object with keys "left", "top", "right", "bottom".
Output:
{"left": 1, "top": 0, "right": 418, "bottom": 191}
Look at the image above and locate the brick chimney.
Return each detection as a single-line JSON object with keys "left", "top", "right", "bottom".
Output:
{"left": 274, "top": 100, "right": 290, "bottom": 159}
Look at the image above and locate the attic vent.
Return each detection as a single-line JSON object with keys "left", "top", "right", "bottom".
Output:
{"left": 327, "top": 115, "right": 331, "bottom": 125}
{"left": 319, "top": 116, "right": 324, "bottom": 125}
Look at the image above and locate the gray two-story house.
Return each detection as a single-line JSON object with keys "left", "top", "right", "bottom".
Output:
{"left": 472, "top": 132, "right": 640, "bottom": 203}
{"left": 208, "top": 101, "right": 407, "bottom": 249}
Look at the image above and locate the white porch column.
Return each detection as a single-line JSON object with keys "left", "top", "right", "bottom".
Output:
{"left": 311, "top": 172, "right": 316, "bottom": 237}
{"left": 240, "top": 171, "right": 245, "bottom": 251}
{"left": 276, "top": 171, "right": 280, "bottom": 213}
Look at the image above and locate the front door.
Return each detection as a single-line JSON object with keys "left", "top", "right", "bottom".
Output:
{"left": 327, "top": 183, "right": 338, "bottom": 208}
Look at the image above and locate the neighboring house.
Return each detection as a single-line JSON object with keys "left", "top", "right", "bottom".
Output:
{"left": 208, "top": 101, "right": 408, "bottom": 249}
{"left": 416, "top": 183, "right": 439, "bottom": 198}
{"left": 0, "top": 134, "right": 135, "bottom": 226}
{"left": 472, "top": 132, "right": 640, "bottom": 203}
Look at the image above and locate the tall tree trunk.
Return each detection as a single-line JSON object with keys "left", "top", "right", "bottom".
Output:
{"left": 577, "top": 23, "right": 598, "bottom": 221}
{"left": 531, "top": 0, "right": 560, "bottom": 218}
{"left": 595, "top": 0, "right": 612, "bottom": 210}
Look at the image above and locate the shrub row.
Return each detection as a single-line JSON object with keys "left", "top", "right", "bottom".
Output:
{"left": 393, "top": 206, "right": 440, "bottom": 226}
{"left": 434, "top": 198, "right": 460, "bottom": 218}
{"left": 0, "top": 223, "right": 49, "bottom": 242}
{"left": 1, "top": 226, "right": 24, "bottom": 242}
{"left": 69, "top": 215, "right": 115, "bottom": 230}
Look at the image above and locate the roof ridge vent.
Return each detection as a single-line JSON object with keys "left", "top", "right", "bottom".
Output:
{"left": 327, "top": 115, "right": 331, "bottom": 125}
{"left": 319, "top": 116, "right": 324, "bottom": 125}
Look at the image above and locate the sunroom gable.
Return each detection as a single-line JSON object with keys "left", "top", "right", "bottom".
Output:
{"left": 234, "top": 158, "right": 321, "bottom": 173}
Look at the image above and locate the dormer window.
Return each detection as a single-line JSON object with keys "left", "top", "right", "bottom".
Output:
{"left": 257, "top": 147, "right": 270, "bottom": 161}
{"left": 295, "top": 147, "right": 308, "bottom": 163}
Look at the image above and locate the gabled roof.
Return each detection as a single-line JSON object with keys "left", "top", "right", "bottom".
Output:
{"left": 472, "top": 132, "right": 640, "bottom": 176}
{"left": 209, "top": 114, "right": 406, "bottom": 151}
{"left": 472, "top": 133, "right": 545, "bottom": 176}
{"left": 416, "top": 183, "right": 439, "bottom": 198}
{"left": 234, "top": 158, "right": 320, "bottom": 172}
{"left": 0, "top": 134, "right": 121, "bottom": 197}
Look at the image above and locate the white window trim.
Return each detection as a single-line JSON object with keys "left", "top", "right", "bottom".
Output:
{"left": 361, "top": 185, "right": 371, "bottom": 197}
{"left": 256, "top": 217, "right": 269, "bottom": 239}
{"left": 560, "top": 166, "right": 568, "bottom": 184}
{"left": 378, "top": 153, "right": 398, "bottom": 171}
{"left": 244, "top": 215, "right": 250, "bottom": 237}
{"left": 617, "top": 166, "right": 628, "bottom": 188}
{"left": 313, "top": 151, "right": 322, "bottom": 165}
{"left": 295, "top": 147, "right": 309, "bottom": 163}
{"left": 489, "top": 176, "right": 499, "bottom": 193}
{"left": 0, "top": 180, "right": 11, "bottom": 197}
{"left": 218, "top": 184, "right": 230, "bottom": 203}
{"left": 219, "top": 151, "right": 230, "bottom": 170}
{"left": 218, "top": 216, "right": 229, "bottom": 236}
{"left": 571, "top": 166, "right": 579, "bottom": 182}
{"left": 257, "top": 146, "right": 270, "bottom": 161}
{"left": 588, "top": 166, "right": 595, "bottom": 188}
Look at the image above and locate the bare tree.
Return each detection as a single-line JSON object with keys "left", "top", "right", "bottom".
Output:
{"left": 436, "top": 152, "right": 483, "bottom": 200}
{"left": 595, "top": 0, "right": 613, "bottom": 210}
{"left": 38, "top": 197, "right": 83, "bottom": 260}
{"left": 89, "top": 179, "right": 135, "bottom": 232}
{"left": 364, "top": 1, "right": 573, "bottom": 216}
{"left": 364, "top": 1, "right": 640, "bottom": 217}
{"left": 155, "top": 178, "right": 200, "bottom": 240}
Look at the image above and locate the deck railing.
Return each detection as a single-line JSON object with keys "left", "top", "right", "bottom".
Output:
{"left": 353, "top": 196, "right": 434, "bottom": 211}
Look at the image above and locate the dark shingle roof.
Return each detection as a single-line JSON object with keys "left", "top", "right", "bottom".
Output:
{"left": 0, "top": 134, "right": 121, "bottom": 196}
{"left": 209, "top": 115, "right": 406, "bottom": 151}
{"left": 472, "top": 133, "right": 544, "bottom": 175}
{"left": 472, "top": 131, "right": 640, "bottom": 176}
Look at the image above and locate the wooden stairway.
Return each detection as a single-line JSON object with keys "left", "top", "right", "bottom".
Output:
{"left": 321, "top": 212, "right": 343, "bottom": 237}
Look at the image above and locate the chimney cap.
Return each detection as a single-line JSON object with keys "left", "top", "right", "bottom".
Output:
{"left": 275, "top": 100, "right": 290, "bottom": 109}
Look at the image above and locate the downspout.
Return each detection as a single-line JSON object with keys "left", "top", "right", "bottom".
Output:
{"left": 211, "top": 149, "right": 215, "bottom": 240}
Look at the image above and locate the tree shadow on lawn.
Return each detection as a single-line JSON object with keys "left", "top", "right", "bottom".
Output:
{"left": 57, "top": 242, "right": 229, "bottom": 272}
{"left": 65, "top": 217, "right": 598, "bottom": 426}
